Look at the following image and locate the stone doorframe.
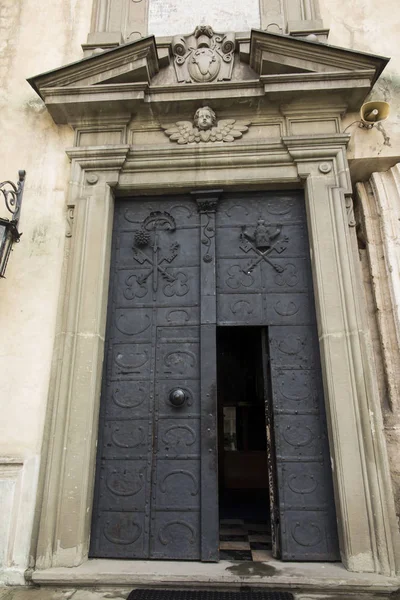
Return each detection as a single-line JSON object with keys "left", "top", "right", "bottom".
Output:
{"left": 32, "top": 133, "right": 400, "bottom": 578}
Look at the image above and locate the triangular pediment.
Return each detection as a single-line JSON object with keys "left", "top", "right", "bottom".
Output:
{"left": 28, "top": 28, "right": 389, "bottom": 125}
{"left": 28, "top": 36, "right": 159, "bottom": 93}
{"left": 249, "top": 29, "right": 388, "bottom": 83}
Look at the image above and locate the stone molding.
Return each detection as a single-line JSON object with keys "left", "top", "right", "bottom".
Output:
{"left": 0, "top": 457, "right": 39, "bottom": 585}
{"left": 35, "top": 162, "right": 127, "bottom": 571}
{"left": 356, "top": 168, "right": 400, "bottom": 414}
{"left": 356, "top": 166, "right": 400, "bottom": 535}
{"left": 27, "top": 30, "right": 389, "bottom": 125}
{"left": 30, "top": 132, "right": 400, "bottom": 579}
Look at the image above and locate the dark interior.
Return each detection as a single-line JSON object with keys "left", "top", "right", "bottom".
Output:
{"left": 217, "top": 327, "right": 271, "bottom": 525}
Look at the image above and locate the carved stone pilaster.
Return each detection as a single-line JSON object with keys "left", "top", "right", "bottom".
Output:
{"left": 84, "top": 0, "right": 149, "bottom": 55}
{"left": 260, "top": 0, "right": 285, "bottom": 33}
{"left": 260, "top": 0, "right": 327, "bottom": 39}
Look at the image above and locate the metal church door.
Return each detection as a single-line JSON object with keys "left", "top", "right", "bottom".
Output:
{"left": 216, "top": 192, "right": 339, "bottom": 561}
{"left": 90, "top": 197, "right": 217, "bottom": 560}
{"left": 91, "top": 191, "right": 339, "bottom": 562}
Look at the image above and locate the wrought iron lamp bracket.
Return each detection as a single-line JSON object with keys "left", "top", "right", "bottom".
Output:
{"left": 0, "top": 170, "right": 26, "bottom": 277}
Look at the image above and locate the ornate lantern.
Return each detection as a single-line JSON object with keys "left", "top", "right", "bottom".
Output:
{"left": 0, "top": 170, "right": 26, "bottom": 278}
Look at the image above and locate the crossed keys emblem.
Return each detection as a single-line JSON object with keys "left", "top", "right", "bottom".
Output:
{"left": 132, "top": 211, "right": 179, "bottom": 294}
{"left": 240, "top": 219, "right": 289, "bottom": 274}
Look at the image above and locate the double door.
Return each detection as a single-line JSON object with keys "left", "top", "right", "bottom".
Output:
{"left": 90, "top": 192, "right": 339, "bottom": 562}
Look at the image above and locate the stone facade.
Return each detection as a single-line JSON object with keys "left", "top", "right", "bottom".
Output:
{"left": 0, "top": 0, "right": 400, "bottom": 598}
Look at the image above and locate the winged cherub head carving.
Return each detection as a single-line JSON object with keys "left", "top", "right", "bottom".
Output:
{"left": 163, "top": 107, "right": 251, "bottom": 145}
{"left": 194, "top": 106, "right": 217, "bottom": 131}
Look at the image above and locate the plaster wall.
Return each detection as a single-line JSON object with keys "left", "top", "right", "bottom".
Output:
{"left": 148, "top": 0, "right": 261, "bottom": 36}
{"left": 0, "top": 0, "right": 91, "bottom": 584}
{"left": 319, "top": 0, "right": 400, "bottom": 175}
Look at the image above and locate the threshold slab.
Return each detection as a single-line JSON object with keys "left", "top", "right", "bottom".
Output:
{"left": 31, "top": 558, "right": 400, "bottom": 597}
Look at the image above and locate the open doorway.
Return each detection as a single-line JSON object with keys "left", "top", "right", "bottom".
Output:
{"left": 217, "top": 326, "right": 274, "bottom": 561}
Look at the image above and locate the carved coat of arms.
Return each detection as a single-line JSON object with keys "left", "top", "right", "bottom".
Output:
{"left": 172, "top": 25, "right": 235, "bottom": 83}
{"left": 240, "top": 219, "right": 289, "bottom": 274}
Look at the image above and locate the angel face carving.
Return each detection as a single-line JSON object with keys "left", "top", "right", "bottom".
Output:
{"left": 164, "top": 107, "right": 251, "bottom": 144}
{"left": 194, "top": 107, "right": 217, "bottom": 131}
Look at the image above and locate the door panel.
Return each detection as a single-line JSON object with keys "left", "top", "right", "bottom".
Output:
{"left": 150, "top": 323, "right": 201, "bottom": 559}
{"left": 217, "top": 192, "right": 340, "bottom": 561}
{"left": 269, "top": 323, "right": 339, "bottom": 560}
{"left": 90, "top": 197, "right": 202, "bottom": 560}
{"left": 269, "top": 325, "right": 319, "bottom": 368}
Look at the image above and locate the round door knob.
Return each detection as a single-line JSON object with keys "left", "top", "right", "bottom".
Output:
{"left": 169, "top": 388, "right": 186, "bottom": 407}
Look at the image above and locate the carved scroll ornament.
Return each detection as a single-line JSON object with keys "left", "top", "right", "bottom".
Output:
{"left": 163, "top": 106, "right": 250, "bottom": 145}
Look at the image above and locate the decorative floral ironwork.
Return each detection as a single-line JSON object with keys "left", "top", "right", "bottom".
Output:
{"left": 196, "top": 198, "right": 217, "bottom": 263}
{"left": 131, "top": 211, "right": 180, "bottom": 294}
{"left": 0, "top": 171, "right": 25, "bottom": 221}
{"left": 200, "top": 213, "right": 215, "bottom": 263}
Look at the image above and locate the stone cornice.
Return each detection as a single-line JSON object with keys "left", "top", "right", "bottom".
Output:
{"left": 123, "top": 140, "right": 291, "bottom": 173}
{"left": 35, "top": 75, "right": 368, "bottom": 124}
{"left": 261, "top": 73, "right": 376, "bottom": 109}
{"left": 27, "top": 29, "right": 390, "bottom": 126}
{"left": 66, "top": 145, "right": 130, "bottom": 170}
{"left": 283, "top": 133, "right": 351, "bottom": 149}
{"left": 64, "top": 135, "right": 352, "bottom": 176}
{"left": 283, "top": 134, "right": 352, "bottom": 193}
{"left": 261, "top": 70, "right": 376, "bottom": 83}
{"left": 44, "top": 83, "right": 148, "bottom": 97}
{"left": 38, "top": 84, "right": 147, "bottom": 124}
